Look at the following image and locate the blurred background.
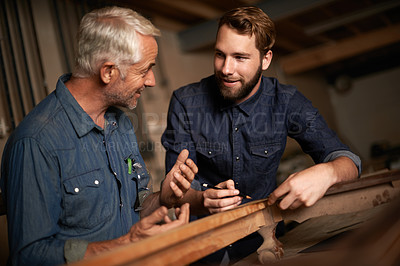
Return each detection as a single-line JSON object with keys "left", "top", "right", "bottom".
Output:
{"left": 1, "top": 0, "right": 400, "bottom": 263}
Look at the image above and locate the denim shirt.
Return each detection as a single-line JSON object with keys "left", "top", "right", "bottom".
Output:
{"left": 162, "top": 75, "right": 361, "bottom": 202}
{"left": 0, "top": 74, "right": 150, "bottom": 265}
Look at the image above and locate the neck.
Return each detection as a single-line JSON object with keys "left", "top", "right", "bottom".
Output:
{"left": 65, "top": 76, "right": 108, "bottom": 128}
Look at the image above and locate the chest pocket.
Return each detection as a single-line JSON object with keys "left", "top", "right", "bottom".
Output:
{"left": 196, "top": 142, "right": 231, "bottom": 179}
{"left": 250, "top": 143, "right": 281, "bottom": 174}
{"left": 196, "top": 142, "right": 225, "bottom": 162}
{"left": 62, "top": 169, "right": 111, "bottom": 229}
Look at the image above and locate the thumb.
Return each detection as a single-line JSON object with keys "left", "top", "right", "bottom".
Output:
{"left": 175, "top": 149, "right": 189, "bottom": 165}
{"left": 144, "top": 206, "right": 169, "bottom": 225}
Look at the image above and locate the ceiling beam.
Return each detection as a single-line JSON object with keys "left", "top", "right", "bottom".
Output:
{"left": 304, "top": 0, "right": 400, "bottom": 35}
{"left": 152, "top": 15, "right": 187, "bottom": 32}
{"left": 155, "top": 0, "right": 221, "bottom": 19}
{"left": 279, "top": 24, "right": 400, "bottom": 75}
{"left": 177, "top": 0, "right": 335, "bottom": 52}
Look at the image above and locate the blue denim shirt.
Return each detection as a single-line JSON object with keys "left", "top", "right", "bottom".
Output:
{"left": 0, "top": 74, "right": 150, "bottom": 265}
{"left": 162, "top": 75, "right": 361, "bottom": 202}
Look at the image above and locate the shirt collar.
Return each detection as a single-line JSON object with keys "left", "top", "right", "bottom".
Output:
{"left": 219, "top": 76, "right": 265, "bottom": 116}
{"left": 55, "top": 74, "right": 100, "bottom": 137}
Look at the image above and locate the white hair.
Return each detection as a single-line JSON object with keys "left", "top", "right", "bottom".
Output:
{"left": 73, "top": 6, "right": 160, "bottom": 78}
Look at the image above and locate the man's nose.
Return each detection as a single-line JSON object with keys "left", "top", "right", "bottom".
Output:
{"left": 222, "top": 57, "right": 234, "bottom": 75}
{"left": 144, "top": 69, "right": 156, "bottom": 87}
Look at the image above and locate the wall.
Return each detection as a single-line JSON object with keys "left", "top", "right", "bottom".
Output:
{"left": 329, "top": 67, "right": 400, "bottom": 169}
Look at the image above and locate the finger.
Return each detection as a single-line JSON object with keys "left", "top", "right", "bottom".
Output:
{"left": 204, "top": 188, "right": 240, "bottom": 200}
{"left": 268, "top": 184, "right": 289, "bottom": 205}
{"left": 174, "top": 207, "right": 181, "bottom": 217}
{"left": 173, "top": 170, "right": 191, "bottom": 191}
{"left": 176, "top": 203, "right": 190, "bottom": 223}
{"left": 185, "top": 158, "right": 198, "bottom": 175}
{"left": 209, "top": 200, "right": 242, "bottom": 213}
{"left": 175, "top": 149, "right": 189, "bottom": 165}
{"left": 164, "top": 214, "right": 172, "bottom": 224}
{"left": 143, "top": 206, "right": 169, "bottom": 225}
{"left": 169, "top": 180, "right": 183, "bottom": 198}
{"left": 278, "top": 193, "right": 296, "bottom": 210}
{"left": 217, "top": 179, "right": 235, "bottom": 189}
{"left": 179, "top": 164, "right": 195, "bottom": 185}
{"left": 204, "top": 196, "right": 242, "bottom": 209}
{"left": 288, "top": 199, "right": 303, "bottom": 210}
{"left": 225, "top": 179, "right": 235, "bottom": 190}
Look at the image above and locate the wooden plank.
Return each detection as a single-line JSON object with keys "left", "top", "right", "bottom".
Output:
{"left": 325, "top": 169, "right": 400, "bottom": 195}
{"left": 71, "top": 199, "right": 277, "bottom": 266}
{"left": 279, "top": 24, "right": 400, "bottom": 75}
{"left": 70, "top": 170, "right": 400, "bottom": 265}
{"left": 281, "top": 178, "right": 400, "bottom": 223}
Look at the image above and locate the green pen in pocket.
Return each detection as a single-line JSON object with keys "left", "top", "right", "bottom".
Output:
{"left": 127, "top": 158, "right": 132, "bottom": 174}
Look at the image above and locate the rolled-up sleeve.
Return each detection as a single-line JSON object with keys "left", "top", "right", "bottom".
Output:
{"left": 287, "top": 90, "right": 361, "bottom": 173}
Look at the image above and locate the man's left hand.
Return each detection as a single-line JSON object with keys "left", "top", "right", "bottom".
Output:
{"left": 267, "top": 157, "right": 358, "bottom": 210}
{"left": 160, "top": 149, "right": 198, "bottom": 208}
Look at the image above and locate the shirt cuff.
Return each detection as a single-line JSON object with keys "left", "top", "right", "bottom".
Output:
{"left": 64, "top": 239, "right": 89, "bottom": 263}
{"left": 190, "top": 178, "right": 202, "bottom": 191}
{"left": 323, "top": 150, "right": 362, "bottom": 176}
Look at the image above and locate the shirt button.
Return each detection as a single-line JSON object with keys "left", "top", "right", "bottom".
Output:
{"left": 113, "top": 172, "right": 117, "bottom": 176}
{"left": 236, "top": 156, "right": 239, "bottom": 161}
{"left": 234, "top": 127, "right": 238, "bottom": 132}
{"left": 208, "top": 151, "right": 212, "bottom": 155}
{"left": 264, "top": 150, "right": 268, "bottom": 155}
{"left": 74, "top": 188, "right": 79, "bottom": 193}
{"left": 94, "top": 180, "right": 99, "bottom": 185}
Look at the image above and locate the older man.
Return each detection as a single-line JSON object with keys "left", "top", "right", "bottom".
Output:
{"left": 1, "top": 6, "right": 197, "bottom": 265}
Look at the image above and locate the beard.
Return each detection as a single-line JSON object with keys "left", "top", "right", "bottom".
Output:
{"left": 104, "top": 79, "right": 139, "bottom": 110}
{"left": 215, "top": 64, "right": 263, "bottom": 102}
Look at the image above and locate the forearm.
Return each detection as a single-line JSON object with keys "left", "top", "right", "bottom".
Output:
{"left": 143, "top": 188, "right": 207, "bottom": 216}
{"left": 84, "top": 235, "right": 129, "bottom": 259}
{"left": 140, "top": 191, "right": 162, "bottom": 218}
{"left": 326, "top": 156, "right": 359, "bottom": 185}
{"left": 176, "top": 188, "right": 208, "bottom": 215}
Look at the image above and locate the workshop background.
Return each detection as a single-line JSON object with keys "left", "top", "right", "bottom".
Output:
{"left": 1, "top": 0, "right": 400, "bottom": 264}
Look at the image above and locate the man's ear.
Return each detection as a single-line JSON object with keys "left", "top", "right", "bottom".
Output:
{"left": 100, "top": 62, "right": 117, "bottom": 84}
{"left": 262, "top": 50, "right": 273, "bottom": 71}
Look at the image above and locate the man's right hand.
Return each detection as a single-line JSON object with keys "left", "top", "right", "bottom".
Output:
{"left": 127, "top": 203, "right": 190, "bottom": 242}
{"left": 84, "top": 203, "right": 190, "bottom": 259}
{"left": 203, "top": 180, "right": 242, "bottom": 214}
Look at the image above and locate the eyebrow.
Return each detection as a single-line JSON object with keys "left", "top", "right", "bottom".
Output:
{"left": 215, "top": 48, "right": 251, "bottom": 57}
{"left": 144, "top": 62, "right": 156, "bottom": 72}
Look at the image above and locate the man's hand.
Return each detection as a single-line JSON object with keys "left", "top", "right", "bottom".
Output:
{"left": 203, "top": 179, "right": 242, "bottom": 214}
{"left": 84, "top": 204, "right": 190, "bottom": 258}
{"left": 128, "top": 203, "right": 190, "bottom": 242}
{"left": 160, "top": 149, "right": 198, "bottom": 208}
{"left": 268, "top": 157, "right": 358, "bottom": 210}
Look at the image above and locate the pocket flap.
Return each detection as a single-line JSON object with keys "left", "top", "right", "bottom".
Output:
{"left": 63, "top": 169, "right": 104, "bottom": 194}
{"left": 250, "top": 143, "right": 281, "bottom": 158}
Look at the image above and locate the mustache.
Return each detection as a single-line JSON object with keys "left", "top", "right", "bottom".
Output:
{"left": 216, "top": 73, "right": 239, "bottom": 82}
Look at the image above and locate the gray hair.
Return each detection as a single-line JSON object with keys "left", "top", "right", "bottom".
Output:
{"left": 73, "top": 6, "right": 160, "bottom": 78}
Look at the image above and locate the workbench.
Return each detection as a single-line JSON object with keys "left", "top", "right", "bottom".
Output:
{"left": 70, "top": 169, "right": 400, "bottom": 266}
